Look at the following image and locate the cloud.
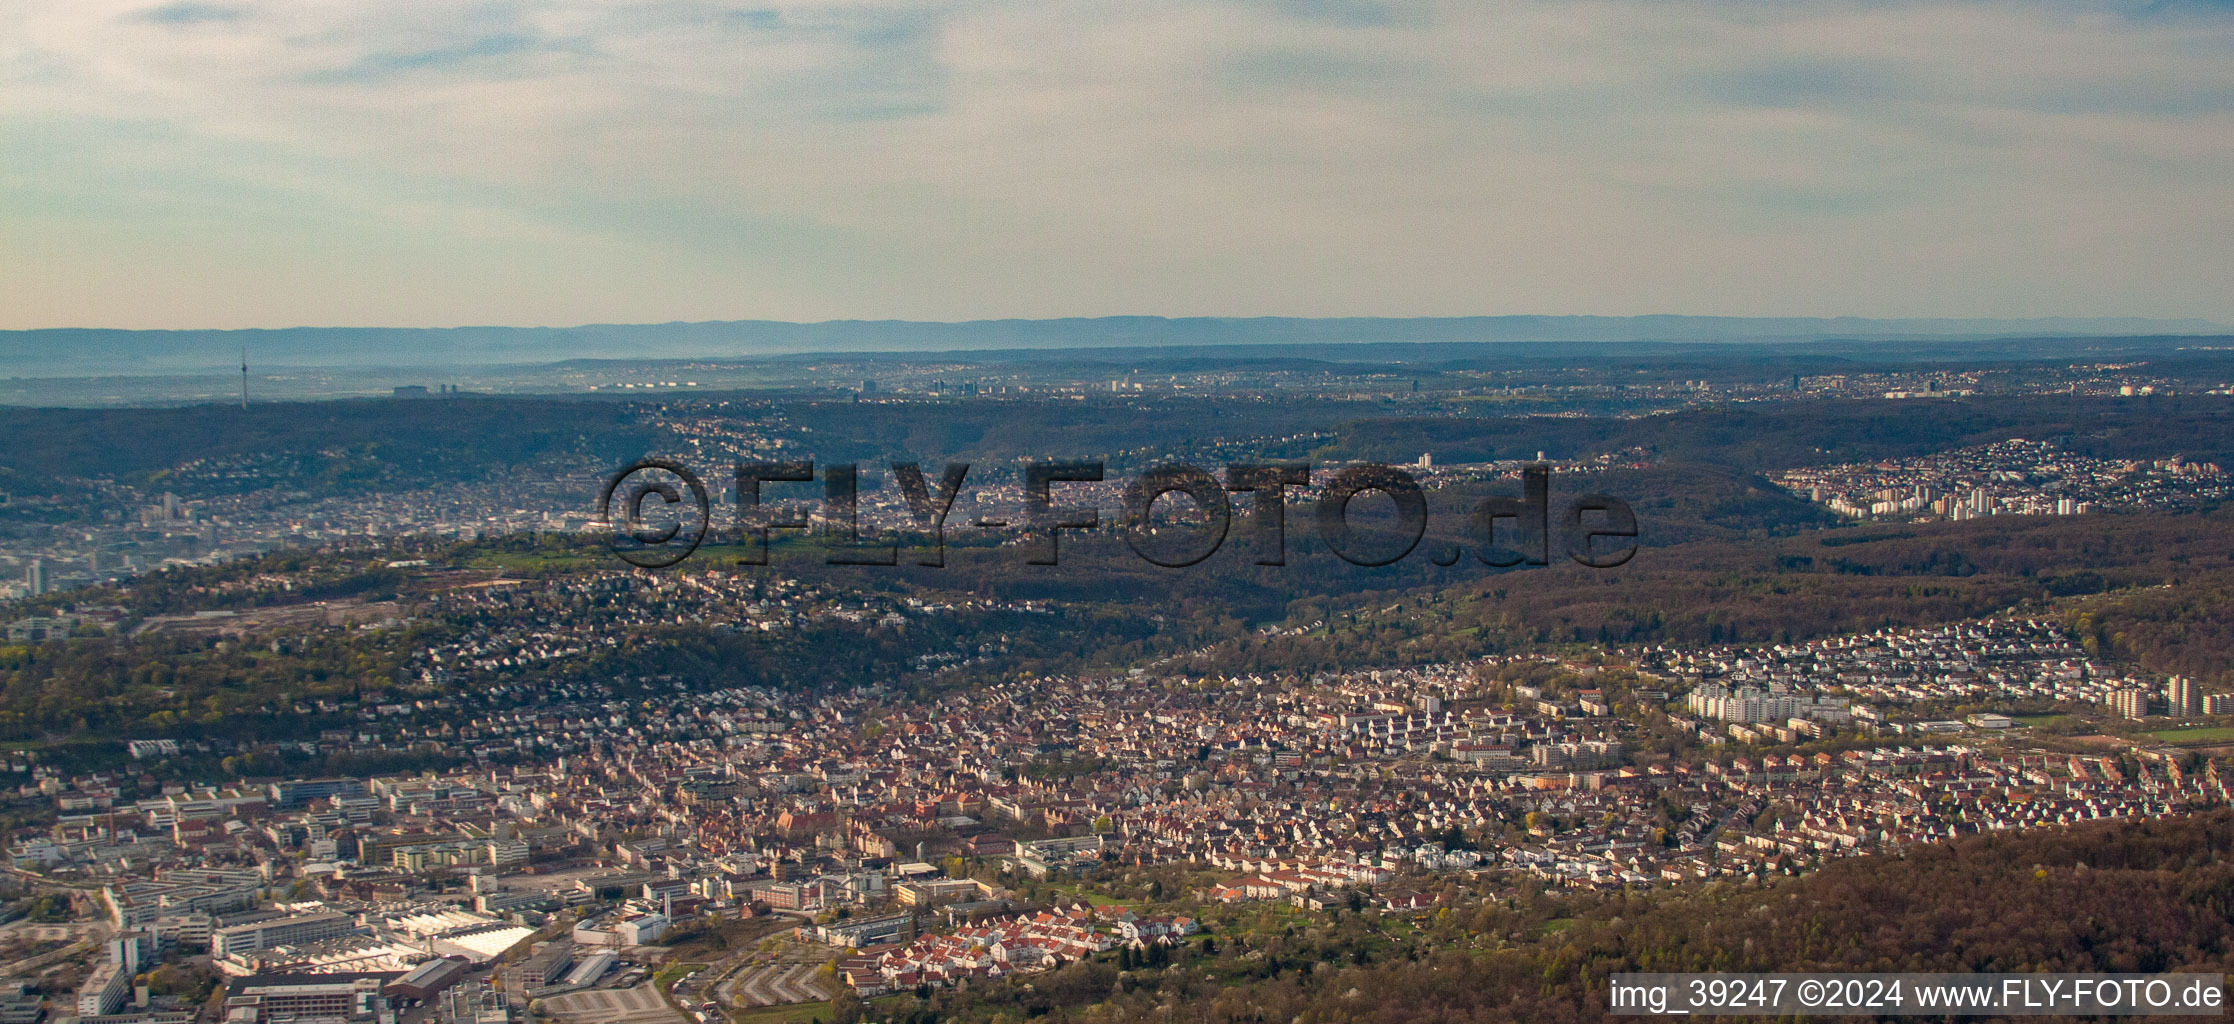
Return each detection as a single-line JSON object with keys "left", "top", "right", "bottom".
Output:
{"left": 133, "top": 2, "right": 244, "bottom": 25}
{"left": 1261, "top": 0, "right": 1418, "bottom": 29}
{"left": 304, "top": 33, "right": 562, "bottom": 85}
{"left": 1, "top": 0, "right": 2231, "bottom": 328}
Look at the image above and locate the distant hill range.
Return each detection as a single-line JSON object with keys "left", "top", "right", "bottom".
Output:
{"left": 2, "top": 315, "right": 2228, "bottom": 377}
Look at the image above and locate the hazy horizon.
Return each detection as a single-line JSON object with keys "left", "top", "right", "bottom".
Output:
{"left": 4, "top": 312, "right": 2234, "bottom": 335}
{"left": 6, "top": 314, "right": 2233, "bottom": 385}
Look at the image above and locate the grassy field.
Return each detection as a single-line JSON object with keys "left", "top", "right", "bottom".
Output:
{"left": 2149, "top": 726, "right": 2234, "bottom": 744}
{"left": 1045, "top": 884, "right": 1137, "bottom": 909}
{"left": 464, "top": 551, "right": 609, "bottom": 572}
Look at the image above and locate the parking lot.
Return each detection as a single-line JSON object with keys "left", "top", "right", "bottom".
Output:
{"left": 538, "top": 984, "right": 687, "bottom": 1024}
{"left": 722, "top": 962, "right": 829, "bottom": 1007}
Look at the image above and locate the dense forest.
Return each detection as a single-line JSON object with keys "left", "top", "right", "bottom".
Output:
{"left": 0, "top": 395, "right": 668, "bottom": 496}
{"left": 0, "top": 392, "right": 1386, "bottom": 498}
{"left": 1180, "top": 507, "right": 2234, "bottom": 678}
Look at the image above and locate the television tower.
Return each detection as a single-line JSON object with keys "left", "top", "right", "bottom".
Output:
{"left": 239, "top": 347, "right": 249, "bottom": 409}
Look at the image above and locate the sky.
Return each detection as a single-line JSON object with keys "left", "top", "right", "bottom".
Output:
{"left": 2, "top": 0, "right": 2231, "bottom": 330}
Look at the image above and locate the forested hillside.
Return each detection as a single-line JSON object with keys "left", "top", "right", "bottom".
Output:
{"left": 889, "top": 812, "right": 2234, "bottom": 1023}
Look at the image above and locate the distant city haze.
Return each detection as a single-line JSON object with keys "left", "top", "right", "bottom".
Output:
{"left": 2, "top": 1, "right": 2231, "bottom": 328}
{"left": 4, "top": 316, "right": 2233, "bottom": 380}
